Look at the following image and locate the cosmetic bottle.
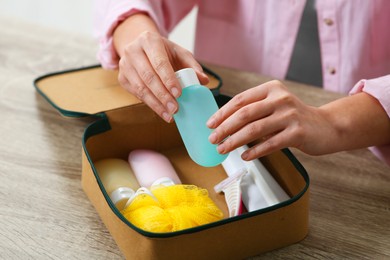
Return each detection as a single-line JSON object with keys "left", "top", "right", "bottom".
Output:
{"left": 125, "top": 150, "right": 224, "bottom": 233}
{"left": 173, "top": 68, "right": 228, "bottom": 167}
{"left": 94, "top": 158, "right": 140, "bottom": 210}
{"left": 128, "top": 149, "right": 181, "bottom": 188}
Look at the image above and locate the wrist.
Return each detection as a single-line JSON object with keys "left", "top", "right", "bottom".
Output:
{"left": 318, "top": 92, "right": 390, "bottom": 152}
{"left": 113, "top": 13, "right": 160, "bottom": 58}
{"left": 317, "top": 102, "right": 352, "bottom": 153}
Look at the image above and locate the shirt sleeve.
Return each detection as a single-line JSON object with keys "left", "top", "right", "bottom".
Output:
{"left": 93, "top": 0, "right": 198, "bottom": 69}
{"left": 350, "top": 75, "right": 390, "bottom": 166}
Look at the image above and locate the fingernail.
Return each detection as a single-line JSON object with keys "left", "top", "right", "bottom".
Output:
{"left": 241, "top": 152, "right": 249, "bottom": 160}
{"left": 217, "top": 143, "right": 225, "bottom": 154}
{"left": 167, "top": 102, "right": 176, "bottom": 114}
{"left": 209, "top": 132, "right": 217, "bottom": 143}
{"left": 207, "top": 117, "right": 215, "bottom": 128}
{"left": 162, "top": 112, "right": 171, "bottom": 122}
{"left": 171, "top": 87, "right": 180, "bottom": 98}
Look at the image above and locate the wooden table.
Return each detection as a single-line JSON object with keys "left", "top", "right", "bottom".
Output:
{"left": 1, "top": 17, "right": 389, "bottom": 259}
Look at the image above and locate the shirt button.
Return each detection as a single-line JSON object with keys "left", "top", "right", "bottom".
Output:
{"left": 324, "top": 18, "right": 334, "bottom": 26}
{"left": 328, "top": 67, "right": 336, "bottom": 75}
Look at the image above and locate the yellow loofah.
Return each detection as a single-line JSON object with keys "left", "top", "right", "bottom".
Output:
{"left": 121, "top": 185, "right": 224, "bottom": 233}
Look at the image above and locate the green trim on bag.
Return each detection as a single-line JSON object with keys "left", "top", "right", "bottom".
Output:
{"left": 34, "top": 64, "right": 102, "bottom": 118}
{"left": 34, "top": 64, "right": 222, "bottom": 118}
{"left": 82, "top": 94, "right": 310, "bottom": 239}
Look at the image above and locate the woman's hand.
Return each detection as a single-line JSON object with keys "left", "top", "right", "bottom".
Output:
{"left": 114, "top": 14, "right": 208, "bottom": 123}
{"left": 207, "top": 80, "right": 341, "bottom": 160}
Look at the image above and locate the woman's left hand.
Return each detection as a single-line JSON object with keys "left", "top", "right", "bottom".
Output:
{"left": 207, "top": 80, "right": 338, "bottom": 160}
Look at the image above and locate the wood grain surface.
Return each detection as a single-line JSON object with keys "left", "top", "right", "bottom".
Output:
{"left": 0, "top": 17, "right": 389, "bottom": 259}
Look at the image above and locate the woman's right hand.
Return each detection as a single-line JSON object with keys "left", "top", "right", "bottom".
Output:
{"left": 116, "top": 28, "right": 208, "bottom": 123}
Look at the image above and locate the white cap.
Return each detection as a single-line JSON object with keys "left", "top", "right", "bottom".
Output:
{"left": 175, "top": 68, "right": 200, "bottom": 89}
{"left": 221, "top": 146, "right": 247, "bottom": 176}
{"left": 110, "top": 187, "right": 135, "bottom": 209}
{"left": 151, "top": 177, "right": 176, "bottom": 189}
{"left": 124, "top": 187, "right": 157, "bottom": 208}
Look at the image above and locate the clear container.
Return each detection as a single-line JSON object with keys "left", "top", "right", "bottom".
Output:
{"left": 173, "top": 68, "right": 228, "bottom": 167}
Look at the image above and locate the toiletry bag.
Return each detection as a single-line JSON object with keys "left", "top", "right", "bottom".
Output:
{"left": 34, "top": 65, "right": 310, "bottom": 260}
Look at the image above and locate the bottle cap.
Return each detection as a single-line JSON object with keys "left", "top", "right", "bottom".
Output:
{"left": 151, "top": 177, "right": 176, "bottom": 189}
{"left": 175, "top": 68, "right": 200, "bottom": 89}
{"left": 124, "top": 187, "right": 157, "bottom": 208}
{"left": 110, "top": 187, "right": 135, "bottom": 210}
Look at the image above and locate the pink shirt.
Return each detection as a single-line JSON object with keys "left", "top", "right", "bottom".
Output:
{"left": 94, "top": 0, "right": 390, "bottom": 165}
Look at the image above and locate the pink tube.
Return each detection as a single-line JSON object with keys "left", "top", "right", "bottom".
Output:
{"left": 128, "top": 149, "right": 181, "bottom": 188}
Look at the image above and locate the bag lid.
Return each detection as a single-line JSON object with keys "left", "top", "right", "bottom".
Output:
{"left": 34, "top": 64, "right": 222, "bottom": 118}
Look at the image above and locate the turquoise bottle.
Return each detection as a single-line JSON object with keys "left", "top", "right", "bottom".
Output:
{"left": 173, "top": 68, "right": 228, "bottom": 167}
